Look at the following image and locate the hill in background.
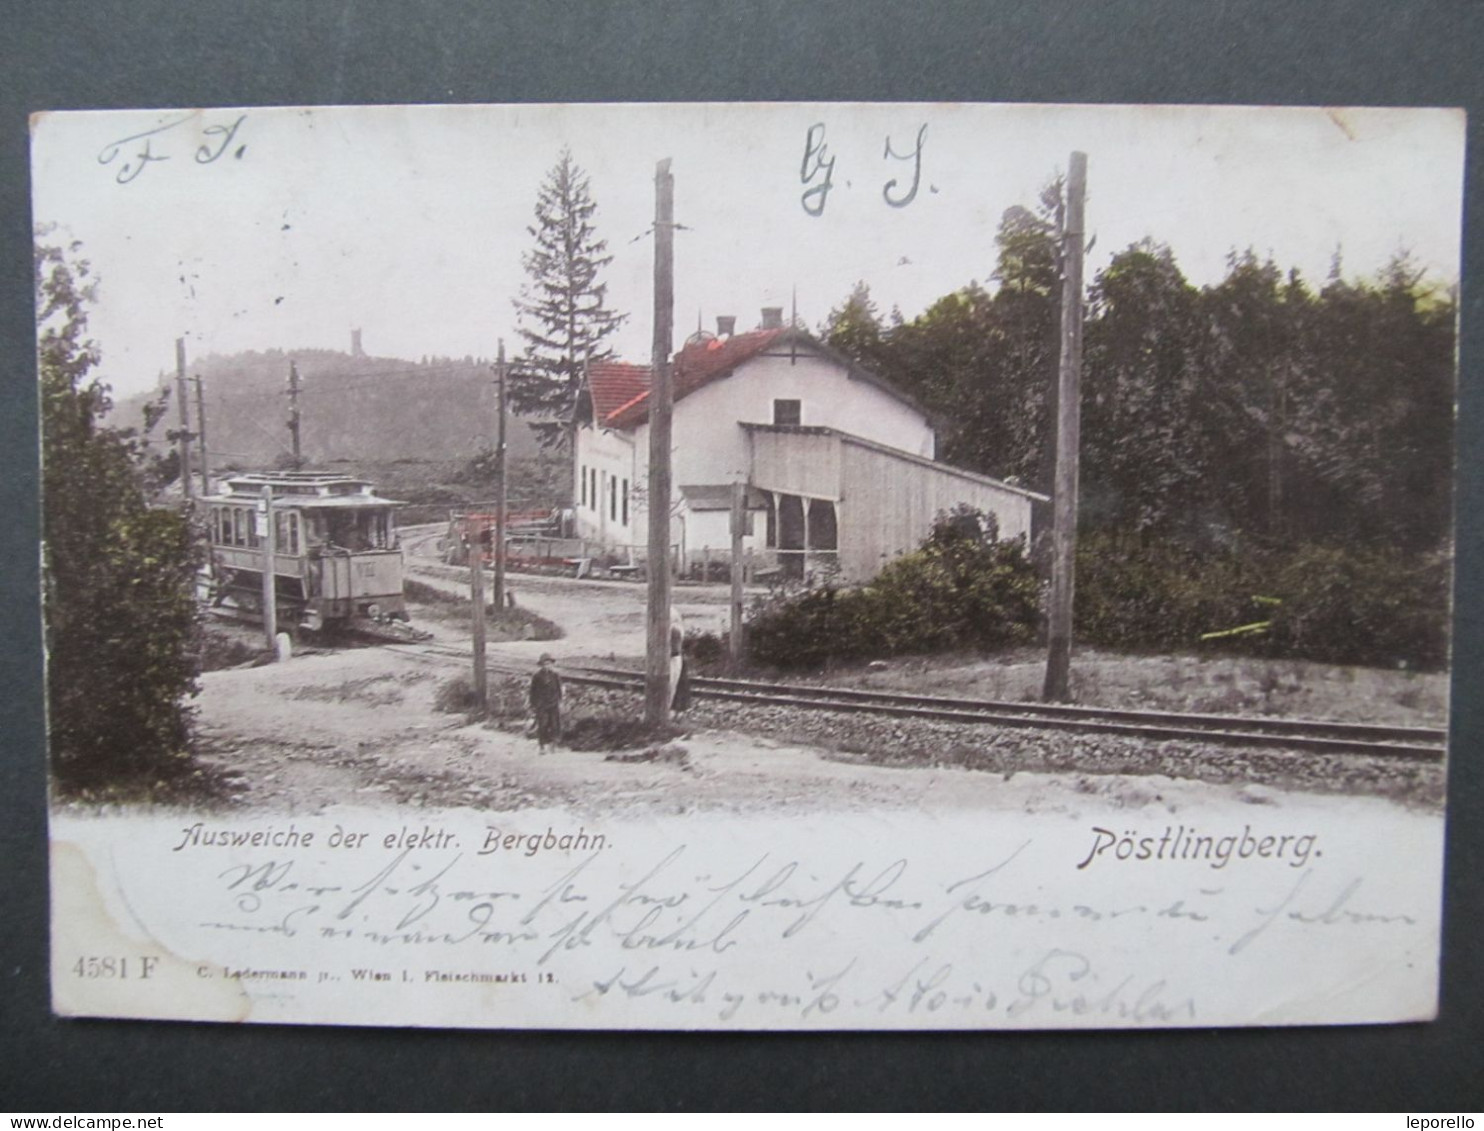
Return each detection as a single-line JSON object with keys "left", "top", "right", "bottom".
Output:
{"left": 114, "top": 344, "right": 568, "bottom": 518}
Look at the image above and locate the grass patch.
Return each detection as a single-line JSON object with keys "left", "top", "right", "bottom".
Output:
{"left": 404, "top": 579, "right": 563, "bottom": 641}
{"left": 434, "top": 674, "right": 531, "bottom": 723}
{"left": 197, "top": 624, "right": 270, "bottom": 672}
{"left": 291, "top": 671, "right": 430, "bottom": 706}
{"left": 561, "top": 713, "right": 687, "bottom": 752}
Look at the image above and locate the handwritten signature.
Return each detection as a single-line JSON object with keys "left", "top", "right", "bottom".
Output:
{"left": 97, "top": 112, "right": 247, "bottom": 185}
{"left": 801, "top": 121, "right": 930, "bottom": 217}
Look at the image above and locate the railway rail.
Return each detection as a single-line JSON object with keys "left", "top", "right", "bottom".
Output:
{"left": 373, "top": 640, "right": 1445, "bottom": 762}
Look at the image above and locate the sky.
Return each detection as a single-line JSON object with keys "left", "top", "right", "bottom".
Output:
{"left": 30, "top": 102, "right": 1466, "bottom": 401}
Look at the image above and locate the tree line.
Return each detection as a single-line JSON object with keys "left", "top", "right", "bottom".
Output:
{"left": 823, "top": 197, "right": 1456, "bottom": 557}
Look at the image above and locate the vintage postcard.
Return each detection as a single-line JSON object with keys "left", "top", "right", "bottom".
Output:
{"left": 33, "top": 103, "right": 1461, "bottom": 1029}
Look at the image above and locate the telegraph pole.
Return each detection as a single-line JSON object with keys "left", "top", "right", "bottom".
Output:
{"left": 287, "top": 360, "right": 303, "bottom": 468}
{"left": 494, "top": 340, "right": 509, "bottom": 612}
{"left": 645, "top": 158, "right": 676, "bottom": 726}
{"left": 1043, "top": 151, "right": 1087, "bottom": 703}
{"left": 175, "top": 338, "right": 194, "bottom": 501}
{"left": 191, "top": 374, "right": 210, "bottom": 496}
{"left": 261, "top": 484, "right": 278, "bottom": 652}
{"left": 470, "top": 512, "right": 487, "bottom": 709}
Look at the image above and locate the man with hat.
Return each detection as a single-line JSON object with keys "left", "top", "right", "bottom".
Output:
{"left": 529, "top": 653, "right": 562, "bottom": 753}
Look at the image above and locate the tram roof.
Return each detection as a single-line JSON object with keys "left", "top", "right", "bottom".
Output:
{"left": 204, "top": 471, "right": 404, "bottom": 507}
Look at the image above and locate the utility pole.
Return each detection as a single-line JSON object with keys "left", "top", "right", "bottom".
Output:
{"left": 645, "top": 157, "right": 676, "bottom": 726}
{"left": 191, "top": 374, "right": 210, "bottom": 496}
{"left": 175, "top": 338, "right": 194, "bottom": 501}
{"left": 729, "top": 479, "right": 745, "bottom": 671}
{"left": 261, "top": 484, "right": 278, "bottom": 653}
{"left": 1043, "top": 151, "right": 1087, "bottom": 703}
{"left": 470, "top": 511, "right": 487, "bottom": 710}
{"left": 287, "top": 360, "right": 303, "bottom": 468}
{"left": 494, "top": 340, "right": 509, "bottom": 612}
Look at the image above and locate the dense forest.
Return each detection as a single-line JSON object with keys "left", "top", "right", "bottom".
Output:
{"left": 815, "top": 190, "right": 1455, "bottom": 668}
{"left": 825, "top": 199, "right": 1455, "bottom": 554}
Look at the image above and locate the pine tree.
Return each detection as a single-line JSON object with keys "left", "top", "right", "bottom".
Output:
{"left": 513, "top": 149, "right": 626, "bottom": 445}
{"left": 821, "top": 281, "right": 884, "bottom": 366}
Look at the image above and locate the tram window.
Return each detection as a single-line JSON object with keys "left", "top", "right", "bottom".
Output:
{"left": 232, "top": 508, "right": 245, "bottom": 547}
{"left": 246, "top": 508, "right": 259, "bottom": 548}
{"left": 275, "top": 512, "right": 299, "bottom": 555}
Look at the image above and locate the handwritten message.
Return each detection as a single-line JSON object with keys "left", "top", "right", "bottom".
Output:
{"left": 51, "top": 804, "right": 1440, "bottom": 1030}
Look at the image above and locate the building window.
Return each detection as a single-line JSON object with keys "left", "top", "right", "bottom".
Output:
{"left": 773, "top": 398, "right": 802, "bottom": 426}
{"left": 580, "top": 464, "right": 588, "bottom": 508}
{"left": 591, "top": 468, "right": 598, "bottom": 512}
{"left": 621, "top": 478, "right": 629, "bottom": 526}
{"left": 610, "top": 475, "right": 618, "bottom": 521}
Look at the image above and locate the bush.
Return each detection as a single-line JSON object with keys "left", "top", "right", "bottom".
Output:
{"left": 1074, "top": 534, "right": 1266, "bottom": 654}
{"left": 1267, "top": 545, "right": 1449, "bottom": 669}
{"left": 747, "top": 507, "right": 1041, "bottom": 669}
{"left": 1075, "top": 533, "right": 1450, "bottom": 670}
{"left": 434, "top": 676, "right": 484, "bottom": 715}
{"left": 40, "top": 238, "right": 202, "bottom": 796}
{"left": 682, "top": 630, "right": 726, "bottom": 667}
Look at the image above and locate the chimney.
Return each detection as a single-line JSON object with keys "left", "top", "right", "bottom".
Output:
{"left": 760, "top": 307, "right": 784, "bottom": 330}
{"left": 716, "top": 315, "right": 736, "bottom": 338}
{"left": 351, "top": 328, "right": 364, "bottom": 357}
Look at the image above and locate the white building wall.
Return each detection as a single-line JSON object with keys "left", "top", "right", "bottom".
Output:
{"left": 836, "top": 437, "right": 1037, "bottom": 581}
{"left": 573, "top": 424, "right": 639, "bottom": 546}
{"left": 665, "top": 347, "right": 934, "bottom": 487}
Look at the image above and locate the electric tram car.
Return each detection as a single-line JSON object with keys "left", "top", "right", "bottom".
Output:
{"left": 201, "top": 471, "right": 409, "bottom": 635}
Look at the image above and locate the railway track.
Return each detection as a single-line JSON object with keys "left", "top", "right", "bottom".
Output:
{"left": 570, "top": 665, "right": 1446, "bottom": 762}
{"left": 371, "top": 641, "right": 1445, "bottom": 761}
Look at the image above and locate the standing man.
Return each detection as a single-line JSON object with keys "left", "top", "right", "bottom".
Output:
{"left": 669, "top": 607, "right": 690, "bottom": 714}
{"left": 529, "top": 653, "right": 562, "bottom": 753}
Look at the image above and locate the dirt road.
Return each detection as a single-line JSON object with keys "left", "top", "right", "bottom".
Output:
{"left": 180, "top": 529, "right": 1443, "bottom": 816}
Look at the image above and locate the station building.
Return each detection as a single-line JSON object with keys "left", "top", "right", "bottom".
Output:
{"left": 571, "top": 310, "right": 1044, "bottom": 582}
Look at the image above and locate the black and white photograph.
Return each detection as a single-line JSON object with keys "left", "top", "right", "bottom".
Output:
{"left": 33, "top": 101, "right": 1462, "bottom": 1030}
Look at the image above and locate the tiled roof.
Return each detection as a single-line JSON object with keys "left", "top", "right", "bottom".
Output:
{"left": 587, "top": 361, "right": 652, "bottom": 424}
{"left": 604, "top": 329, "right": 788, "bottom": 429}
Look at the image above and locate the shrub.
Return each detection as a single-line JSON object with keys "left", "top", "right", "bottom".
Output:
{"left": 747, "top": 507, "right": 1041, "bottom": 669}
{"left": 682, "top": 630, "right": 726, "bottom": 666}
{"left": 1267, "top": 545, "right": 1449, "bottom": 669}
{"left": 1075, "top": 533, "right": 1450, "bottom": 670}
{"left": 40, "top": 238, "right": 202, "bottom": 796}
{"left": 434, "top": 676, "right": 484, "bottom": 715}
{"left": 1074, "top": 534, "right": 1266, "bottom": 654}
